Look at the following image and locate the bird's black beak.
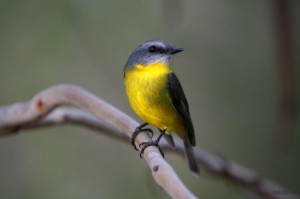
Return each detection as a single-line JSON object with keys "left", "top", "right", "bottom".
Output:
{"left": 169, "top": 48, "right": 184, "bottom": 55}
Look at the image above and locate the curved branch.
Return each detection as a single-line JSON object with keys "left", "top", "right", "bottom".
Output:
{"left": 20, "top": 107, "right": 129, "bottom": 142}
{"left": 0, "top": 84, "right": 197, "bottom": 199}
{"left": 0, "top": 84, "right": 298, "bottom": 199}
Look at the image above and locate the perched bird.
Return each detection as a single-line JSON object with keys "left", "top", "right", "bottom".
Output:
{"left": 123, "top": 40, "right": 199, "bottom": 174}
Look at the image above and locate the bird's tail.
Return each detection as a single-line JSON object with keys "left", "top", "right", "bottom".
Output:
{"left": 184, "top": 138, "right": 200, "bottom": 175}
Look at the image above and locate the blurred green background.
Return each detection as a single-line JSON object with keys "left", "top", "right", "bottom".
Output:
{"left": 0, "top": 0, "right": 299, "bottom": 198}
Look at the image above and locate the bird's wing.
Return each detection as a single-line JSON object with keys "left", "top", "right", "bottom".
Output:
{"left": 167, "top": 72, "right": 195, "bottom": 146}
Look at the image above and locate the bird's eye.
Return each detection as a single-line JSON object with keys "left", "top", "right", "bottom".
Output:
{"left": 148, "top": 46, "right": 158, "bottom": 53}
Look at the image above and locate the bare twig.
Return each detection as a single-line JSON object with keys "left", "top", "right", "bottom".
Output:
{"left": 163, "top": 143, "right": 298, "bottom": 199}
{"left": 0, "top": 84, "right": 298, "bottom": 199}
{"left": 21, "top": 107, "right": 129, "bottom": 142}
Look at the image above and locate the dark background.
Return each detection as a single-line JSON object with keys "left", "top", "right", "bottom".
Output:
{"left": 0, "top": 0, "right": 299, "bottom": 198}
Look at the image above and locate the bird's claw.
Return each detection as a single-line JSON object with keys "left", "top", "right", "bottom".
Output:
{"left": 131, "top": 126, "right": 154, "bottom": 150}
{"left": 139, "top": 141, "right": 164, "bottom": 159}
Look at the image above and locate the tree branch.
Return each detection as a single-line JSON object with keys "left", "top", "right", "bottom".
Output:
{"left": 0, "top": 84, "right": 298, "bottom": 199}
{"left": 0, "top": 84, "right": 197, "bottom": 199}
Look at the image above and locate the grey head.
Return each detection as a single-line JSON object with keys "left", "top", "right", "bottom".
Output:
{"left": 123, "top": 40, "right": 183, "bottom": 72}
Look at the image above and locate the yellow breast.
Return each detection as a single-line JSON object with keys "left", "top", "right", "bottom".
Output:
{"left": 124, "top": 62, "right": 185, "bottom": 134}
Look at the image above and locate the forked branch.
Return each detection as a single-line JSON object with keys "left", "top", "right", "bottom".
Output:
{"left": 0, "top": 84, "right": 298, "bottom": 199}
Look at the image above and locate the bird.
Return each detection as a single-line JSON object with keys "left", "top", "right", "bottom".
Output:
{"left": 123, "top": 40, "right": 199, "bottom": 174}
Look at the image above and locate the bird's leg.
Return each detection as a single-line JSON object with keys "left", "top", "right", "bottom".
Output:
{"left": 131, "top": 123, "right": 153, "bottom": 150}
{"left": 139, "top": 129, "right": 165, "bottom": 158}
